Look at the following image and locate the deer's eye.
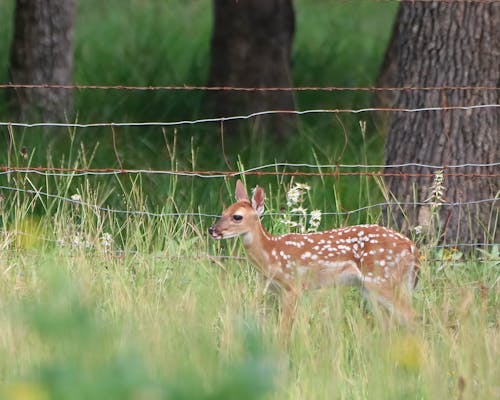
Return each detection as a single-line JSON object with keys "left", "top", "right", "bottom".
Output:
{"left": 232, "top": 214, "right": 243, "bottom": 222}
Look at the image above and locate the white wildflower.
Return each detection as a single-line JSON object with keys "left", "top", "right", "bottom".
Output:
{"left": 286, "top": 183, "right": 310, "bottom": 207}
{"left": 289, "top": 207, "right": 307, "bottom": 233}
{"left": 100, "top": 232, "right": 113, "bottom": 250}
{"left": 286, "top": 187, "right": 301, "bottom": 207}
{"left": 70, "top": 233, "right": 93, "bottom": 250}
{"left": 294, "top": 183, "right": 311, "bottom": 191}
{"left": 290, "top": 206, "right": 308, "bottom": 216}
{"left": 71, "top": 194, "right": 81, "bottom": 202}
{"left": 281, "top": 182, "right": 317, "bottom": 234}
{"left": 308, "top": 209, "right": 322, "bottom": 232}
{"left": 424, "top": 169, "right": 446, "bottom": 207}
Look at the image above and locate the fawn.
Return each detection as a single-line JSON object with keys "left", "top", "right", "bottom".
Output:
{"left": 209, "top": 180, "right": 420, "bottom": 326}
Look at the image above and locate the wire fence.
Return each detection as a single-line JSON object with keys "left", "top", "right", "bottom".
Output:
{"left": 1, "top": 104, "right": 500, "bottom": 129}
{"left": 1, "top": 84, "right": 499, "bottom": 254}
{"left": 1, "top": 83, "right": 500, "bottom": 92}
{"left": 1, "top": 161, "right": 500, "bottom": 178}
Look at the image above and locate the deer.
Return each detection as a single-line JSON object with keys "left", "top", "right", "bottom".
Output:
{"left": 208, "top": 180, "right": 420, "bottom": 328}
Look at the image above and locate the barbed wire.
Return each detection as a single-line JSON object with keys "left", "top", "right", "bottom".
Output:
{"left": 1, "top": 83, "right": 499, "bottom": 92}
{"left": 1, "top": 104, "right": 499, "bottom": 129}
{"left": 1, "top": 185, "right": 497, "bottom": 219}
{"left": 1, "top": 165, "right": 499, "bottom": 179}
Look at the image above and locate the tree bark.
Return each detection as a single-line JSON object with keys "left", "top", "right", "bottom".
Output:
{"left": 208, "top": 0, "right": 296, "bottom": 140}
{"left": 8, "top": 0, "right": 75, "bottom": 122}
{"left": 381, "top": 2, "right": 499, "bottom": 246}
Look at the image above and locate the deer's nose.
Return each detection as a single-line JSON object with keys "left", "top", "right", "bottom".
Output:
{"left": 208, "top": 226, "right": 215, "bottom": 236}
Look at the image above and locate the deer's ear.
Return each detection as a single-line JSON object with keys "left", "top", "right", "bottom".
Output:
{"left": 251, "top": 186, "right": 265, "bottom": 217}
{"left": 235, "top": 179, "right": 249, "bottom": 202}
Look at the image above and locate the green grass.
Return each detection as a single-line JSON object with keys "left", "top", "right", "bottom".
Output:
{"left": 0, "top": 165, "right": 499, "bottom": 399}
{"left": 0, "top": 190, "right": 498, "bottom": 399}
{"left": 0, "top": 1, "right": 498, "bottom": 399}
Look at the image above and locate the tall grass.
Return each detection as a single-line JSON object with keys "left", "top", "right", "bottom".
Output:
{"left": 0, "top": 182, "right": 499, "bottom": 399}
{"left": 1, "top": 143, "right": 499, "bottom": 398}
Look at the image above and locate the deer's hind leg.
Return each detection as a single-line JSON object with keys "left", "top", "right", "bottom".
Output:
{"left": 361, "top": 281, "right": 415, "bottom": 327}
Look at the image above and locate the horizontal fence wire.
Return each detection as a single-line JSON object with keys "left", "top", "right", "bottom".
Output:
{"left": 0, "top": 171, "right": 498, "bottom": 179}
{"left": 1, "top": 185, "right": 497, "bottom": 219}
{"left": 1, "top": 162, "right": 499, "bottom": 179}
{"left": 2, "top": 105, "right": 500, "bottom": 129}
{"left": 1, "top": 84, "right": 500, "bottom": 92}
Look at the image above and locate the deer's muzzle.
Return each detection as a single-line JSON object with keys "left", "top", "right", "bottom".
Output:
{"left": 208, "top": 225, "right": 222, "bottom": 239}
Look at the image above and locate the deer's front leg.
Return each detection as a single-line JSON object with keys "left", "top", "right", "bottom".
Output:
{"left": 279, "top": 287, "right": 300, "bottom": 335}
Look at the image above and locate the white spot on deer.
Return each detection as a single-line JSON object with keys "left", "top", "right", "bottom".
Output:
{"left": 301, "top": 251, "right": 312, "bottom": 260}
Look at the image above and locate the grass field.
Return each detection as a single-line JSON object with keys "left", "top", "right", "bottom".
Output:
{"left": 0, "top": 179, "right": 498, "bottom": 399}
{"left": 0, "top": 1, "right": 499, "bottom": 399}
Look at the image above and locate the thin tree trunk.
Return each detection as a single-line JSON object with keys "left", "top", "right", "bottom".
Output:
{"left": 8, "top": 0, "right": 75, "bottom": 122}
{"left": 208, "top": 0, "right": 296, "bottom": 140}
{"left": 382, "top": 2, "right": 499, "bottom": 246}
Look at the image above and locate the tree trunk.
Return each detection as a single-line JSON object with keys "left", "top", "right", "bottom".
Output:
{"left": 382, "top": 2, "right": 499, "bottom": 246}
{"left": 208, "top": 0, "right": 296, "bottom": 140}
{"left": 8, "top": 0, "right": 75, "bottom": 122}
